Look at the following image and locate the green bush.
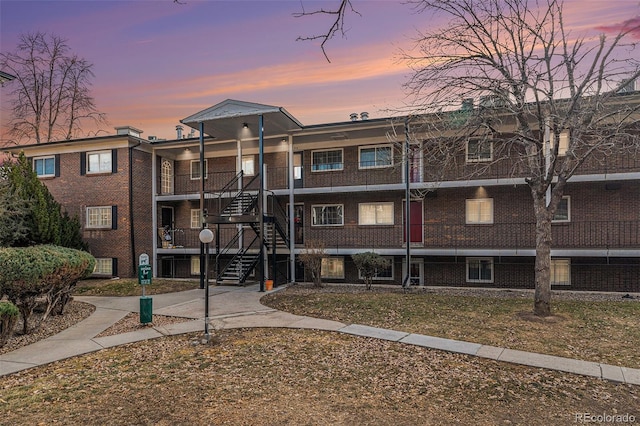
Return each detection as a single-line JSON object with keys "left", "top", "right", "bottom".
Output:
{"left": 0, "top": 245, "right": 95, "bottom": 334}
{"left": 352, "top": 252, "right": 392, "bottom": 290}
{"left": 0, "top": 301, "right": 19, "bottom": 347}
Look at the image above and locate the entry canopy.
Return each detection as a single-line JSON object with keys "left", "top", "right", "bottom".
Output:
{"left": 180, "top": 99, "right": 303, "bottom": 141}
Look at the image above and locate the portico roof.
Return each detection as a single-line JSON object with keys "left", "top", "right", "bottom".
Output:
{"left": 180, "top": 99, "right": 303, "bottom": 141}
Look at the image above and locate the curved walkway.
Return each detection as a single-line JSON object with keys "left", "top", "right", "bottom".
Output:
{"left": 1, "top": 284, "right": 639, "bottom": 386}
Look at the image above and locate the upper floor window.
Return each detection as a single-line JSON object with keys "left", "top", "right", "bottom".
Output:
{"left": 312, "top": 149, "right": 343, "bottom": 171}
{"left": 466, "top": 257, "right": 493, "bottom": 283}
{"left": 86, "top": 206, "right": 115, "bottom": 229}
{"left": 551, "top": 131, "right": 569, "bottom": 156}
{"left": 87, "top": 151, "right": 112, "bottom": 174}
{"left": 242, "top": 155, "right": 255, "bottom": 176}
{"left": 553, "top": 196, "right": 570, "bottom": 222}
{"left": 466, "top": 139, "right": 492, "bottom": 162}
{"left": 190, "top": 159, "right": 208, "bottom": 180}
{"left": 190, "top": 209, "right": 200, "bottom": 229}
{"left": 161, "top": 159, "right": 174, "bottom": 194}
{"left": 359, "top": 145, "right": 392, "bottom": 169}
{"left": 312, "top": 204, "right": 343, "bottom": 226}
{"left": 551, "top": 259, "right": 571, "bottom": 286}
{"left": 359, "top": 202, "right": 394, "bottom": 225}
{"left": 466, "top": 198, "right": 493, "bottom": 224}
{"left": 33, "top": 156, "right": 56, "bottom": 177}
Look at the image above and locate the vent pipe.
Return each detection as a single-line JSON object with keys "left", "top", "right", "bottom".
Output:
{"left": 176, "top": 125, "right": 184, "bottom": 139}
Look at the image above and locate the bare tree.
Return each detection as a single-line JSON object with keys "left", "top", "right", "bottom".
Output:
{"left": 400, "top": 0, "right": 640, "bottom": 316}
{"left": 294, "top": 0, "right": 360, "bottom": 62}
{"left": 298, "top": 239, "right": 327, "bottom": 288}
{"left": 0, "top": 32, "right": 107, "bottom": 144}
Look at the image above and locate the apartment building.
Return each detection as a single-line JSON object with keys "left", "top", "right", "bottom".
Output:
{"left": 5, "top": 98, "right": 639, "bottom": 292}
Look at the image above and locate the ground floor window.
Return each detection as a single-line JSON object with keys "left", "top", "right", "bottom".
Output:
{"left": 191, "top": 256, "right": 200, "bottom": 275}
{"left": 551, "top": 258, "right": 571, "bottom": 285}
{"left": 93, "top": 258, "right": 113, "bottom": 276}
{"left": 321, "top": 257, "right": 344, "bottom": 279}
{"left": 466, "top": 257, "right": 493, "bottom": 283}
{"left": 358, "top": 256, "right": 393, "bottom": 280}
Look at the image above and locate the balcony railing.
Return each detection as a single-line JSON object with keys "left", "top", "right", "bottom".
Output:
{"left": 160, "top": 154, "right": 640, "bottom": 196}
{"left": 160, "top": 221, "right": 639, "bottom": 251}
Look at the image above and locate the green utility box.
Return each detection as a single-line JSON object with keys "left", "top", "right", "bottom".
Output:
{"left": 140, "top": 296, "right": 153, "bottom": 324}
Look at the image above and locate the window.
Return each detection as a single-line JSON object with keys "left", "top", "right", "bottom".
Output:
{"left": 190, "top": 160, "right": 208, "bottom": 180}
{"left": 191, "top": 256, "right": 200, "bottom": 276}
{"left": 553, "top": 196, "right": 570, "bottom": 222}
{"left": 241, "top": 155, "right": 255, "bottom": 176}
{"left": 466, "top": 199, "right": 493, "bottom": 224}
{"left": 33, "top": 156, "right": 56, "bottom": 177}
{"left": 161, "top": 159, "right": 174, "bottom": 194}
{"left": 359, "top": 145, "right": 392, "bottom": 169}
{"left": 358, "top": 257, "right": 394, "bottom": 280}
{"left": 191, "top": 209, "right": 201, "bottom": 229}
{"left": 551, "top": 131, "right": 569, "bottom": 156}
{"left": 87, "top": 151, "right": 112, "bottom": 174}
{"left": 359, "top": 202, "right": 394, "bottom": 225}
{"left": 93, "top": 258, "right": 113, "bottom": 276}
{"left": 312, "top": 149, "right": 343, "bottom": 171}
{"left": 86, "top": 206, "right": 113, "bottom": 229}
{"left": 312, "top": 205, "right": 343, "bottom": 226}
{"left": 466, "top": 258, "right": 493, "bottom": 283}
{"left": 466, "top": 139, "right": 492, "bottom": 162}
{"left": 321, "top": 257, "right": 344, "bottom": 279}
{"left": 551, "top": 259, "right": 571, "bottom": 286}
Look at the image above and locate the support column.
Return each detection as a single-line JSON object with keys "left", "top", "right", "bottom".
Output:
{"left": 258, "top": 114, "right": 265, "bottom": 292}
{"left": 288, "top": 134, "right": 295, "bottom": 283}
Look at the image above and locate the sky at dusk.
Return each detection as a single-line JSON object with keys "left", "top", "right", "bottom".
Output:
{"left": 1, "top": 0, "right": 639, "bottom": 141}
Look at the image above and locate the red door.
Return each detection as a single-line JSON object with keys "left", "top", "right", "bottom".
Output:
{"left": 403, "top": 200, "right": 423, "bottom": 244}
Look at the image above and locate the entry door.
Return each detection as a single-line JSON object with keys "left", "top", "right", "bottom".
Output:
{"left": 403, "top": 259, "right": 424, "bottom": 285}
{"left": 290, "top": 204, "right": 304, "bottom": 244}
{"left": 403, "top": 200, "right": 423, "bottom": 244}
{"left": 161, "top": 206, "right": 174, "bottom": 228}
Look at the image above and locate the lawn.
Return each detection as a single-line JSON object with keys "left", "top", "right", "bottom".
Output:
{"left": 74, "top": 278, "right": 200, "bottom": 296}
{"left": 262, "top": 285, "right": 640, "bottom": 369}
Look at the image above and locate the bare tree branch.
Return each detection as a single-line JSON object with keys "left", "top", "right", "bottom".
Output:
{"left": 294, "top": 0, "right": 360, "bottom": 62}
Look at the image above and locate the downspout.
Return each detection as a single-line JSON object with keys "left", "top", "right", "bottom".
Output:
{"left": 129, "top": 139, "right": 142, "bottom": 277}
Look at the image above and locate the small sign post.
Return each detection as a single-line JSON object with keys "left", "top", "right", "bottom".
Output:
{"left": 138, "top": 253, "right": 152, "bottom": 324}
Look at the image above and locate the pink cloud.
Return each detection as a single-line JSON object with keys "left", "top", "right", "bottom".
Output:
{"left": 596, "top": 16, "right": 640, "bottom": 39}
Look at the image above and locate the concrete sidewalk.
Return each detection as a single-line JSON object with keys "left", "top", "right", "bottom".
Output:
{"left": 1, "top": 284, "right": 639, "bottom": 386}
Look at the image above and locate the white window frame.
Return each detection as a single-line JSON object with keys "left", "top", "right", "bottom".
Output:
{"left": 358, "top": 256, "right": 394, "bottom": 281}
{"left": 312, "top": 204, "right": 344, "bottom": 226}
{"left": 551, "top": 259, "right": 571, "bottom": 286}
{"left": 358, "top": 202, "right": 394, "bottom": 225}
{"left": 321, "top": 257, "right": 345, "bottom": 279}
{"left": 190, "top": 159, "right": 208, "bottom": 180}
{"left": 87, "top": 150, "right": 112, "bottom": 174}
{"left": 552, "top": 196, "right": 571, "bottom": 223}
{"left": 191, "top": 256, "right": 200, "bottom": 276}
{"left": 86, "top": 206, "right": 112, "bottom": 229}
{"left": 466, "top": 139, "right": 493, "bottom": 163}
{"left": 466, "top": 198, "right": 494, "bottom": 224}
{"left": 466, "top": 257, "right": 494, "bottom": 283}
{"left": 190, "top": 209, "right": 201, "bottom": 229}
{"left": 161, "top": 159, "right": 174, "bottom": 194}
{"left": 241, "top": 155, "right": 255, "bottom": 176}
{"left": 358, "top": 144, "right": 393, "bottom": 169}
{"left": 311, "top": 148, "right": 343, "bottom": 172}
{"left": 33, "top": 156, "right": 56, "bottom": 177}
{"left": 93, "top": 258, "right": 113, "bottom": 275}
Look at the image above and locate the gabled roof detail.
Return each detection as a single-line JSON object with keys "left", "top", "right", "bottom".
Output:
{"left": 180, "top": 99, "right": 303, "bottom": 141}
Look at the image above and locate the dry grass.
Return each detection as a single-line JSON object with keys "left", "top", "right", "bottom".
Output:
{"left": 2, "top": 329, "right": 639, "bottom": 425}
{"left": 263, "top": 285, "right": 640, "bottom": 369}
{"left": 74, "top": 278, "right": 200, "bottom": 297}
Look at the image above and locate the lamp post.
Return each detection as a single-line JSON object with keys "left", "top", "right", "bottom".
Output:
{"left": 199, "top": 228, "right": 214, "bottom": 343}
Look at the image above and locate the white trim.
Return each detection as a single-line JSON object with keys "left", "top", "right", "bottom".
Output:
{"left": 358, "top": 144, "right": 393, "bottom": 169}
{"left": 465, "top": 139, "right": 493, "bottom": 163}
{"left": 190, "top": 159, "right": 208, "bottom": 180}
{"left": 33, "top": 155, "right": 55, "bottom": 177}
{"left": 551, "top": 258, "right": 571, "bottom": 286}
{"left": 466, "top": 257, "right": 494, "bottom": 283}
{"left": 311, "top": 204, "right": 344, "bottom": 226}
{"left": 466, "top": 198, "right": 494, "bottom": 224}
{"left": 311, "top": 148, "right": 343, "bottom": 172}
{"left": 552, "top": 195, "right": 571, "bottom": 223}
{"left": 86, "top": 206, "right": 113, "bottom": 229}
{"left": 86, "top": 150, "right": 112, "bottom": 174}
{"left": 321, "top": 256, "right": 345, "bottom": 279}
{"left": 358, "top": 202, "right": 394, "bottom": 225}
{"left": 358, "top": 256, "right": 394, "bottom": 280}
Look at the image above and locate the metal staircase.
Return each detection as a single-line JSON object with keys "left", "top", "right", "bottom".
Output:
{"left": 212, "top": 173, "right": 289, "bottom": 285}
